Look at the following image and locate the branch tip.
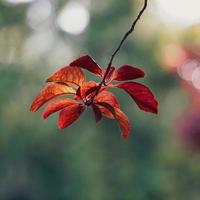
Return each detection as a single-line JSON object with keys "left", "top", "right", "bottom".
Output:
{"left": 92, "top": 0, "right": 148, "bottom": 100}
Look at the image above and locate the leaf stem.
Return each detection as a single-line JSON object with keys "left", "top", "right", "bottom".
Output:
{"left": 92, "top": 0, "right": 148, "bottom": 100}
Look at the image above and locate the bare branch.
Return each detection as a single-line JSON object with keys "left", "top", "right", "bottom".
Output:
{"left": 91, "top": 0, "right": 148, "bottom": 101}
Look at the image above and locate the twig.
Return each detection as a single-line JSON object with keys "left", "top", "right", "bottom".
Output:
{"left": 91, "top": 0, "right": 148, "bottom": 101}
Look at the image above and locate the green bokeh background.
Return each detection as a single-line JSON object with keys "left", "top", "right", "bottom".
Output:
{"left": 0, "top": 0, "right": 200, "bottom": 199}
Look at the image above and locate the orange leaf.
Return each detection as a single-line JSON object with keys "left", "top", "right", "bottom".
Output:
{"left": 58, "top": 104, "right": 85, "bottom": 129}
{"left": 77, "top": 80, "right": 98, "bottom": 99}
{"left": 43, "top": 98, "right": 77, "bottom": 119}
{"left": 94, "top": 91, "right": 120, "bottom": 119}
{"left": 46, "top": 66, "right": 85, "bottom": 87}
{"left": 30, "top": 83, "right": 75, "bottom": 112}
{"left": 95, "top": 102, "right": 131, "bottom": 139}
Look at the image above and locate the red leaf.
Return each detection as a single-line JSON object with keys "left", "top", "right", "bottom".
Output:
{"left": 77, "top": 81, "right": 98, "bottom": 99}
{"left": 84, "top": 85, "right": 99, "bottom": 98}
{"left": 104, "top": 66, "right": 115, "bottom": 81}
{"left": 95, "top": 102, "right": 131, "bottom": 139}
{"left": 116, "top": 82, "right": 158, "bottom": 114}
{"left": 112, "top": 65, "right": 144, "bottom": 81}
{"left": 70, "top": 55, "right": 103, "bottom": 76}
{"left": 46, "top": 66, "right": 85, "bottom": 87}
{"left": 92, "top": 104, "right": 102, "bottom": 122}
{"left": 84, "top": 84, "right": 109, "bottom": 99}
{"left": 58, "top": 104, "right": 85, "bottom": 129}
{"left": 43, "top": 98, "right": 77, "bottom": 119}
{"left": 30, "top": 83, "right": 75, "bottom": 112}
{"left": 94, "top": 91, "right": 120, "bottom": 119}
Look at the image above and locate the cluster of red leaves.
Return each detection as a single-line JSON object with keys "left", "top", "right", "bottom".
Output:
{"left": 30, "top": 55, "right": 158, "bottom": 139}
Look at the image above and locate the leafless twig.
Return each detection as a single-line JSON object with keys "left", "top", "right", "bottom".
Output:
{"left": 91, "top": 0, "right": 148, "bottom": 100}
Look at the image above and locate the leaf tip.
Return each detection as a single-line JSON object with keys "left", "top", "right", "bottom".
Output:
{"left": 45, "top": 77, "right": 51, "bottom": 82}
{"left": 58, "top": 121, "right": 66, "bottom": 129}
{"left": 42, "top": 113, "right": 48, "bottom": 119}
{"left": 30, "top": 104, "right": 36, "bottom": 112}
{"left": 122, "top": 135, "right": 129, "bottom": 140}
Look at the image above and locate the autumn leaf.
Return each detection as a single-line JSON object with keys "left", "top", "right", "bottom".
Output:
{"left": 70, "top": 55, "right": 103, "bottom": 76}
{"left": 95, "top": 102, "right": 131, "bottom": 139}
{"left": 92, "top": 104, "right": 102, "bottom": 122}
{"left": 112, "top": 65, "right": 144, "bottom": 81}
{"left": 59, "top": 104, "right": 86, "bottom": 129}
{"left": 30, "top": 83, "right": 75, "bottom": 112}
{"left": 43, "top": 98, "right": 77, "bottom": 119}
{"left": 46, "top": 66, "right": 85, "bottom": 88}
{"left": 116, "top": 82, "right": 158, "bottom": 114}
{"left": 30, "top": 54, "right": 158, "bottom": 139}
{"left": 94, "top": 91, "right": 120, "bottom": 119}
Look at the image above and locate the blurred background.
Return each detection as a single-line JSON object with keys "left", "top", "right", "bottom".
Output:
{"left": 0, "top": 0, "right": 200, "bottom": 199}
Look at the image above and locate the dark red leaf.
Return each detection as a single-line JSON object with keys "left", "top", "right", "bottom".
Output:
{"left": 116, "top": 82, "right": 158, "bottom": 114}
{"left": 70, "top": 55, "right": 103, "bottom": 76}
{"left": 92, "top": 104, "right": 102, "bottom": 122}
{"left": 112, "top": 65, "right": 144, "bottom": 81}
{"left": 104, "top": 66, "right": 115, "bottom": 81}
{"left": 84, "top": 84, "right": 110, "bottom": 99}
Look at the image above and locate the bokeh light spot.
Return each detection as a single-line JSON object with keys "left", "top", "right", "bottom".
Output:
{"left": 177, "top": 60, "right": 199, "bottom": 81}
{"left": 26, "top": 0, "right": 52, "bottom": 30}
{"left": 4, "top": 0, "right": 34, "bottom": 4}
{"left": 192, "top": 67, "right": 200, "bottom": 90}
{"left": 155, "top": 0, "right": 200, "bottom": 27}
{"left": 57, "top": 2, "right": 90, "bottom": 35}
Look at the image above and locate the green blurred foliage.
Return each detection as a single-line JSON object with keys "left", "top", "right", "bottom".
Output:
{"left": 0, "top": 0, "right": 200, "bottom": 200}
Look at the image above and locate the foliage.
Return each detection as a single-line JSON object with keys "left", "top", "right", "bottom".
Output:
{"left": 30, "top": 55, "right": 157, "bottom": 139}
{"left": 0, "top": 0, "right": 200, "bottom": 200}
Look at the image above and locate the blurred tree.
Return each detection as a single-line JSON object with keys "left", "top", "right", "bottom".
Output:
{"left": 0, "top": 0, "right": 200, "bottom": 200}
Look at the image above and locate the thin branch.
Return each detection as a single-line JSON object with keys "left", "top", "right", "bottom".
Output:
{"left": 91, "top": 0, "right": 148, "bottom": 100}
